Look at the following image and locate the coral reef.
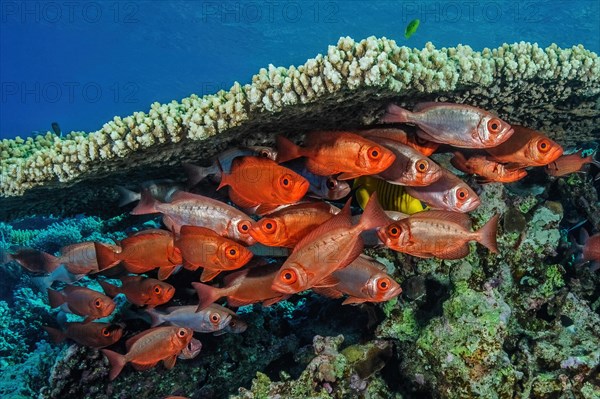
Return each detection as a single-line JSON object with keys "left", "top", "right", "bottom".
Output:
{"left": 1, "top": 38, "right": 599, "bottom": 219}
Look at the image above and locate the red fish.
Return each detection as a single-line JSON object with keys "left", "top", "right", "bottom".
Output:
{"left": 381, "top": 102, "right": 514, "bottom": 148}
{"left": 193, "top": 262, "right": 290, "bottom": 311}
{"left": 485, "top": 125, "right": 563, "bottom": 168}
{"left": 578, "top": 230, "right": 600, "bottom": 271}
{"left": 358, "top": 128, "right": 440, "bottom": 156}
{"left": 101, "top": 326, "right": 193, "bottom": 380}
{"left": 271, "top": 194, "right": 390, "bottom": 295}
{"left": 545, "top": 150, "right": 600, "bottom": 176}
{"left": 313, "top": 255, "right": 402, "bottom": 305}
{"left": 451, "top": 152, "right": 528, "bottom": 183}
{"left": 249, "top": 202, "right": 339, "bottom": 247}
{"left": 99, "top": 276, "right": 175, "bottom": 308}
{"left": 43, "top": 322, "right": 123, "bottom": 348}
{"left": 405, "top": 169, "right": 480, "bottom": 213}
{"left": 94, "top": 230, "right": 182, "bottom": 280}
{"left": 378, "top": 211, "right": 499, "bottom": 259}
{"left": 131, "top": 190, "right": 256, "bottom": 245}
{"left": 47, "top": 285, "right": 116, "bottom": 323}
{"left": 276, "top": 131, "right": 396, "bottom": 180}
{"left": 175, "top": 225, "right": 253, "bottom": 282}
{"left": 217, "top": 156, "right": 309, "bottom": 214}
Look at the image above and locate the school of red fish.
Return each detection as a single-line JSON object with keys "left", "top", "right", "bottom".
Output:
{"left": 7, "top": 101, "right": 600, "bottom": 387}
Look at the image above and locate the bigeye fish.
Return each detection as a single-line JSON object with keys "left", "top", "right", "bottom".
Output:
{"left": 485, "top": 125, "right": 563, "bottom": 168}
{"left": 405, "top": 169, "right": 480, "bottom": 213}
{"left": 94, "top": 229, "right": 182, "bottom": 280}
{"left": 217, "top": 313, "right": 248, "bottom": 335}
{"left": 577, "top": 230, "right": 600, "bottom": 271}
{"left": 146, "top": 304, "right": 233, "bottom": 333}
{"left": 354, "top": 176, "right": 428, "bottom": 215}
{"left": 131, "top": 190, "right": 256, "bottom": 245}
{"left": 282, "top": 159, "right": 351, "bottom": 200}
{"left": 183, "top": 146, "right": 277, "bottom": 187}
{"left": 193, "top": 262, "right": 290, "bottom": 311}
{"left": 43, "top": 322, "right": 123, "bottom": 348}
{"left": 276, "top": 132, "right": 396, "bottom": 180}
{"left": 381, "top": 102, "right": 514, "bottom": 148}
{"left": 101, "top": 326, "right": 193, "bottom": 380}
{"left": 271, "top": 194, "right": 390, "bottom": 295}
{"left": 313, "top": 255, "right": 402, "bottom": 305}
{"left": 451, "top": 152, "right": 528, "bottom": 184}
{"left": 116, "top": 179, "right": 183, "bottom": 207}
{"left": 378, "top": 210, "right": 499, "bottom": 259}
{"left": 545, "top": 150, "right": 600, "bottom": 177}
{"left": 366, "top": 135, "right": 442, "bottom": 186}
{"left": 177, "top": 338, "right": 203, "bottom": 360}
{"left": 217, "top": 156, "right": 309, "bottom": 215}
{"left": 175, "top": 225, "right": 253, "bottom": 282}
{"left": 357, "top": 127, "right": 439, "bottom": 156}
{"left": 47, "top": 285, "right": 116, "bottom": 323}
{"left": 404, "top": 19, "right": 420, "bottom": 39}
{"left": 99, "top": 276, "right": 175, "bottom": 308}
{"left": 249, "top": 202, "right": 339, "bottom": 248}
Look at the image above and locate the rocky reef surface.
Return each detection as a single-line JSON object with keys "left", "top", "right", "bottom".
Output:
{"left": 0, "top": 37, "right": 599, "bottom": 399}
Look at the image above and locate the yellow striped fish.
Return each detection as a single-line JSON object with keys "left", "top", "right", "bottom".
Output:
{"left": 354, "top": 176, "right": 427, "bottom": 214}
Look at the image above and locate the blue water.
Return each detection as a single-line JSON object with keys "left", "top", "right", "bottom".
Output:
{"left": 1, "top": 0, "right": 599, "bottom": 140}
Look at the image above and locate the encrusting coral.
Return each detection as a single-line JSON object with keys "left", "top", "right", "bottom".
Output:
{"left": 1, "top": 37, "right": 599, "bottom": 219}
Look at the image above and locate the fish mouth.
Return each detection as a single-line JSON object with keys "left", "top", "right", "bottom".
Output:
{"left": 459, "top": 196, "right": 481, "bottom": 213}
{"left": 497, "top": 127, "right": 515, "bottom": 145}
{"left": 104, "top": 301, "right": 117, "bottom": 316}
{"left": 544, "top": 147, "right": 564, "bottom": 165}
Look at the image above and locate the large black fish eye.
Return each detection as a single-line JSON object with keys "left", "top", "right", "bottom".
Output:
{"left": 326, "top": 178, "right": 336, "bottom": 189}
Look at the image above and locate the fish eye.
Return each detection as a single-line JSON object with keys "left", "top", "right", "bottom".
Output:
{"left": 153, "top": 285, "right": 162, "bottom": 294}
{"left": 416, "top": 160, "right": 428, "bottom": 172}
{"left": 377, "top": 278, "right": 391, "bottom": 291}
{"left": 94, "top": 299, "right": 102, "bottom": 308}
{"left": 178, "top": 328, "right": 187, "bottom": 337}
{"left": 388, "top": 225, "right": 400, "bottom": 238}
{"left": 537, "top": 139, "right": 550, "bottom": 153}
{"left": 487, "top": 118, "right": 502, "bottom": 134}
{"left": 368, "top": 146, "right": 381, "bottom": 160}
{"left": 261, "top": 219, "right": 277, "bottom": 234}
{"left": 280, "top": 269, "right": 297, "bottom": 285}
{"left": 238, "top": 221, "right": 251, "bottom": 233}
{"left": 280, "top": 174, "right": 293, "bottom": 187}
{"left": 456, "top": 188, "right": 468, "bottom": 200}
{"left": 326, "top": 178, "right": 337, "bottom": 190}
{"left": 101, "top": 328, "right": 111, "bottom": 337}
{"left": 210, "top": 313, "right": 221, "bottom": 324}
{"left": 225, "top": 246, "right": 239, "bottom": 259}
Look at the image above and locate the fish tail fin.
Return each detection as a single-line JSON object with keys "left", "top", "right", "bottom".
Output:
{"left": 380, "top": 104, "right": 411, "bottom": 124}
{"left": 183, "top": 162, "right": 217, "bottom": 187}
{"left": 476, "top": 213, "right": 500, "bottom": 254}
{"left": 101, "top": 349, "right": 126, "bottom": 381}
{"left": 216, "top": 168, "right": 231, "bottom": 191}
{"left": 93, "top": 242, "right": 120, "bottom": 271}
{"left": 11, "top": 249, "right": 61, "bottom": 273}
{"left": 145, "top": 308, "right": 164, "bottom": 327}
{"left": 358, "top": 192, "right": 393, "bottom": 231}
{"left": 115, "top": 185, "right": 139, "bottom": 207}
{"left": 130, "top": 189, "right": 158, "bottom": 215}
{"left": 192, "top": 282, "right": 225, "bottom": 312}
{"left": 43, "top": 326, "right": 66, "bottom": 343}
{"left": 98, "top": 280, "right": 120, "bottom": 298}
{"left": 275, "top": 135, "right": 303, "bottom": 163}
{"left": 47, "top": 288, "right": 65, "bottom": 308}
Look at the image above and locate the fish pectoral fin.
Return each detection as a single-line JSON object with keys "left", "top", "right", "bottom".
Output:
{"left": 438, "top": 244, "right": 470, "bottom": 260}
{"left": 183, "top": 260, "right": 200, "bottom": 271}
{"left": 158, "top": 266, "right": 176, "bottom": 281}
{"left": 256, "top": 203, "right": 283, "bottom": 216}
{"left": 163, "top": 355, "right": 178, "bottom": 370}
{"left": 200, "top": 268, "right": 221, "bottom": 282}
{"left": 131, "top": 361, "right": 158, "bottom": 371}
{"left": 313, "top": 275, "right": 340, "bottom": 288}
{"left": 226, "top": 297, "right": 256, "bottom": 307}
{"left": 341, "top": 297, "right": 368, "bottom": 305}
{"left": 337, "top": 172, "right": 364, "bottom": 181}
{"left": 227, "top": 189, "right": 258, "bottom": 210}
{"left": 312, "top": 287, "right": 343, "bottom": 299}
{"left": 262, "top": 295, "right": 291, "bottom": 307}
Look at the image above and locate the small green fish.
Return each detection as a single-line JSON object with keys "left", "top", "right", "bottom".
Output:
{"left": 404, "top": 19, "right": 420, "bottom": 39}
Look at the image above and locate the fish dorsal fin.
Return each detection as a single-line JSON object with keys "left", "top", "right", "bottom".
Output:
{"left": 62, "top": 285, "right": 86, "bottom": 295}
{"left": 163, "top": 354, "right": 178, "bottom": 370}
{"left": 292, "top": 198, "right": 353, "bottom": 253}
{"left": 413, "top": 102, "right": 456, "bottom": 112}
{"left": 125, "top": 327, "right": 160, "bottom": 351}
{"left": 170, "top": 190, "right": 206, "bottom": 203}
{"left": 180, "top": 225, "right": 219, "bottom": 237}
{"left": 312, "top": 287, "right": 343, "bottom": 299}
{"left": 362, "top": 128, "right": 409, "bottom": 144}
{"left": 200, "top": 268, "right": 221, "bottom": 282}
{"left": 131, "top": 362, "right": 158, "bottom": 371}
{"left": 256, "top": 203, "right": 288, "bottom": 216}
{"left": 410, "top": 210, "right": 472, "bottom": 229}
{"left": 354, "top": 254, "right": 387, "bottom": 272}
